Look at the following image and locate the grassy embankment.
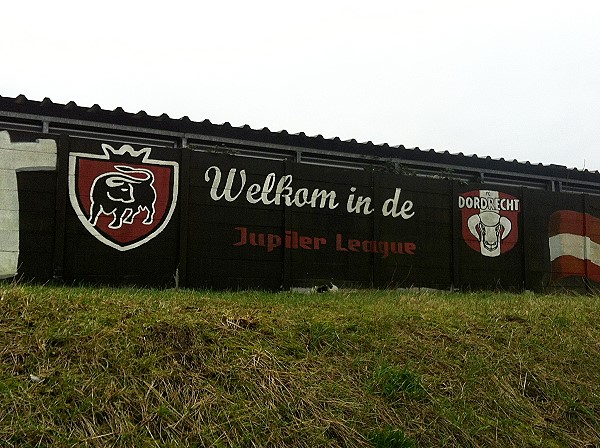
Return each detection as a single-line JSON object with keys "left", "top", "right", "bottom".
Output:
{"left": 0, "top": 284, "right": 599, "bottom": 447}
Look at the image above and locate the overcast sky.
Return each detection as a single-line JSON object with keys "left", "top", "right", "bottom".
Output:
{"left": 2, "top": 1, "right": 599, "bottom": 171}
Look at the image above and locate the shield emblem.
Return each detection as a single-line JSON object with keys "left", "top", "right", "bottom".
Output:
{"left": 458, "top": 189, "right": 520, "bottom": 257}
{"left": 69, "top": 144, "right": 179, "bottom": 251}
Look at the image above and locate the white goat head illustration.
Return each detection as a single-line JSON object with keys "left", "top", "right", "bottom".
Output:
{"left": 467, "top": 211, "right": 512, "bottom": 257}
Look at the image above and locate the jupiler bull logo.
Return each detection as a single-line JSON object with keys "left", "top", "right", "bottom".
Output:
{"left": 69, "top": 143, "right": 178, "bottom": 251}
{"left": 89, "top": 165, "right": 156, "bottom": 229}
{"left": 459, "top": 190, "right": 520, "bottom": 257}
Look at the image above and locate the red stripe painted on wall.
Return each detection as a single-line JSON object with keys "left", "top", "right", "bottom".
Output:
{"left": 548, "top": 210, "right": 600, "bottom": 237}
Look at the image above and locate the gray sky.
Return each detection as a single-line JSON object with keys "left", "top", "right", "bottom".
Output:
{"left": 2, "top": 1, "right": 600, "bottom": 171}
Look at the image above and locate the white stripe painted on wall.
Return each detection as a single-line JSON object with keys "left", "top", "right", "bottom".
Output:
{"left": 549, "top": 233, "right": 600, "bottom": 265}
{"left": 0, "top": 131, "right": 57, "bottom": 279}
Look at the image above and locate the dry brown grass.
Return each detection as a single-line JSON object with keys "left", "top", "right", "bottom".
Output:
{"left": 0, "top": 284, "right": 599, "bottom": 447}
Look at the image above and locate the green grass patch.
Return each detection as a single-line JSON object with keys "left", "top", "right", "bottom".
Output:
{"left": 372, "top": 364, "right": 425, "bottom": 401}
{"left": 0, "top": 284, "right": 599, "bottom": 447}
{"left": 367, "top": 427, "right": 416, "bottom": 448}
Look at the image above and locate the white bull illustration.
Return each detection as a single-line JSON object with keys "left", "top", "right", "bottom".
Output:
{"left": 467, "top": 211, "right": 512, "bottom": 257}
{"left": 89, "top": 165, "right": 156, "bottom": 229}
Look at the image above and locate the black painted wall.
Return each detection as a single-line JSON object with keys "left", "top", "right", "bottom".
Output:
{"left": 5, "top": 130, "right": 599, "bottom": 292}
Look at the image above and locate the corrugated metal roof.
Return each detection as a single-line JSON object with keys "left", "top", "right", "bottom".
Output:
{"left": 0, "top": 94, "right": 598, "bottom": 185}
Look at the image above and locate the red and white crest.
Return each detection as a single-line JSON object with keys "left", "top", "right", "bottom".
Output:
{"left": 458, "top": 190, "right": 520, "bottom": 257}
{"left": 69, "top": 144, "right": 178, "bottom": 251}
